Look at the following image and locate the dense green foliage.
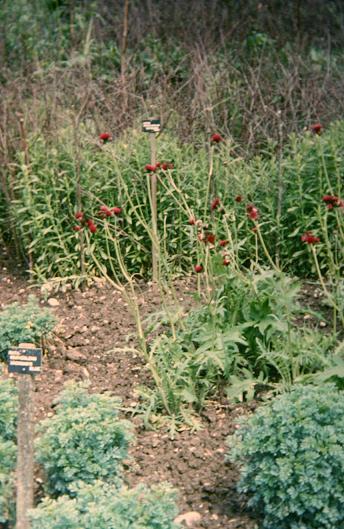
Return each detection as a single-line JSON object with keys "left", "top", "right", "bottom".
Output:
{"left": 29, "top": 480, "right": 180, "bottom": 529}
{"left": 0, "top": 0, "right": 95, "bottom": 70}
{"left": 0, "top": 377, "right": 17, "bottom": 525}
{"left": 0, "top": 377, "right": 18, "bottom": 442}
{"left": 0, "top": 296, "right": 56, "bottom": 360}
{"left": 35, "top": 383, "right": 133, "bottom": 496}
{"left": 139, "top": 271, "right": 335, "bottom": 422}
{"left": 228, "top": 384, "right": 344, "bottom": 529}
{"left": 4, "top": 122, "right": 343, "bottom": 281}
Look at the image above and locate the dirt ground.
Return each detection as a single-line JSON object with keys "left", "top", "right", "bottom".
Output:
{"left": 0, "top": 262, "right": 260, "bottom": 529}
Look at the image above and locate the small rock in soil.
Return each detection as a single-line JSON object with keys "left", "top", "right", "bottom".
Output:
{"left": 175, "top": 511, "right": 202, "bottom": 527}
{"left": 65, "top": 349, "right": 88, "bottom": 364}
{"left": 47, "top": 297, "right": 60, "bottom": 307}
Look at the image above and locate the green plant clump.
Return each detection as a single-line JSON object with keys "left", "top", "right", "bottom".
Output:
{"left": 29, "top": 480, "right": 180, "bottom": 529}
{"left": 228, "top": 384, "right": 344, "bottom": 529}
{"left": 0, "top": 439, "right": 16, "bottom": 525}
{"left": 0, "top": 376, "right": 18, "bottom": 442}
{"left": 0, "top": 377, "right": 18, "bottom": 524}
{"left": 140, "top": 270, "right": 334, "bottom": 422}
{"left": 0, "top": 296, "right": 56, "bottom": 360}
{"left": 35, "top": 383, "right": 134, "bottom": 496}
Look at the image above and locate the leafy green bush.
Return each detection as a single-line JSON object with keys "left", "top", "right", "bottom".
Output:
{"left": 228, "top": 384, "right": 344, "bottom": 529}
{"left": 0, "top": 439, "right": 16, "bottom": 525}
{"left": 0, "top": 377, "right": 17, "bottom": 525}
{"left": 29, "top": 480, "right": 180, "bottom": 529}
{"left": 0, "top": 296, "right": 56, "bottom": 361}
{"left": 35, "top": 383, "right": 134, "bottom": 496}
{"left": 140, "top": 270, "right": 334, "bottom": 420}
{"left": 0, "top": 377, "right": 17, "bottom": 442}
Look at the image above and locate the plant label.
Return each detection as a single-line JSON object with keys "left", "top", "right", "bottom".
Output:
{"left": 142, "top": 118, "right": 161, "bottom": 133}
{"left": 7, "top": 347, "right": 42, "bottom": 375}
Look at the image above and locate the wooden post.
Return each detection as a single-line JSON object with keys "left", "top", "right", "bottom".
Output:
{"left": 142, "top": 118, "right": 160, "bottom": 282}
{"left": 150, "top": 132, "right": 158, "bottom": 283}
{"left": 16, "top": 343, "right": 35, "bottom": 529}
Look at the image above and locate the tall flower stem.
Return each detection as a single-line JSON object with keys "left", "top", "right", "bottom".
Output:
{"left": 311, "top": 245, "right": 344, "bottom": 328}
{"left": 256, "top": 224, "right": 281, "bottom": 272}
{"left": 204, "top": 144, "right": 214, "bottom": 217}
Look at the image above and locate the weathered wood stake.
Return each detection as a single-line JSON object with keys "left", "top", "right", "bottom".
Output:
{"left": 16, "top": 343, "right": 35, "bottom": 529}
{"left": 150, "top": 132, "right": 158, "bottom": 282}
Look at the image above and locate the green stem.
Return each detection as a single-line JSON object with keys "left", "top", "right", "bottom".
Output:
{"left": 256, "top": 225, "right": 280, "bottom": 272}
{"left": 311, "top": 245, "right": 343, "bottom": 327}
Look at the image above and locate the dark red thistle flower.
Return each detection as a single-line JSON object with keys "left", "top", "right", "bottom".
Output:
{"left": 188, "top": 217, "right": 196, "bottom": 225}
{"left": 309, "top": 123, "right": 322, "bottom": 135}
{"left": 99, "top": 205, "right": 113, "bottom": 217}
{"left": 322, "top": 195, "right": 334, "bottom": 203}
{"left": 211, "top": 197, "right": 221, "bottom": 211}
{"left": 206, "top": 233, "right": 216, "bottom": 244}
{"left": 73, "top": 225, "right": 82, "bottom": 231}
{"left": 301, "top": 231, "right": 320, "bottom": 244}
{"left": 194, "top": 264, "right": 203, "bottom": 273}
{"left": 86, "top": 219, "right": 97, "bottom": 233}
{"left": 155, "top": 162, "right": 161, "bottom": 168}
{"left": 219, "top": 239, "right": 228, "bottom": 247}
{"left": 99, "top": 132, "right": 112, "bottom": 143}
{"left": 145, "top": 164, "right": 156, "bottom": 172}
{"left": 161, "top": 162, "right": 174, "bottom": 170}
{"left": 75, "top": 211, "right": 84, "bottom": 220}
{"left": 210, "top": 133, "right": 223, "bottom": 143}
{"left": 235, "top": 195, "right": 243, "bottom": 203}
{"left": 322, "top": 195, "right": 344, "bottom": 208}
{"left": 223, "top": 258, "right": 230, "bottom": 266}
{"left": 111, "top": 206, "right": 122, "bottom": 215}
{"left": 246, "top": 204, "right": 259, "bottom": 221}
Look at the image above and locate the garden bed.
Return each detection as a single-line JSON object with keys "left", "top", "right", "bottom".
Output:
{"left": 0, "top": 265, "right": 257, "bottom": 529}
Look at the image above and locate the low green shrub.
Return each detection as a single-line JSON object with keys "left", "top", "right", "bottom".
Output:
{"left": 35, "top": 383, "right": 134, "bottom": 497}
{"left": 0, "top": 377, "right": 17, "bottom": 441}
{"left": 228, "top": 384, "right": 344, "bottom": 529}
{"left": 0, "top": 439, "right": 16, "bottom": 525}
{"left": 0, "top": 296, "right": 56, "bottom": 360}
{"left": 0, "top": 377, "right": 17, "bottom": 525}
{"left": 29, "top": 480, "right": 180, "bottom": 529}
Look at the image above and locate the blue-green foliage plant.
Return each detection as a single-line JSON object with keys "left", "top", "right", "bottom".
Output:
{"left": 0, "top": 296, "right": 56, "bottom": 360}
{"left": 228, "top": 384, "right": 344, "bottom": 529}
{"left": 0, "top": 376, "right": 18, "bottom": 524}
{"left": 35, "top": 382, "right": 134, "bottom": 497}
{"left": 0, "top": 377, "right": 18, "bottom": 442}
{"left": 29, "top": 480, "right": 180, "bottom": 529}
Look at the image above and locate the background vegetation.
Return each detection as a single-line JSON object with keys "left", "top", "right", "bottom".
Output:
{"left": 1, "top": 0, "right": 344, "bottom": 280}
